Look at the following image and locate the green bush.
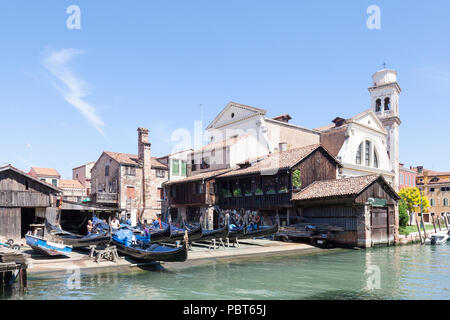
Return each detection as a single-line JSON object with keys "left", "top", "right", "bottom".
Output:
{"left": 292, "top": 169, "right": 302, "bottom": 189}
{"left": 399, "top": 199, "right": 409, "bottom": 228}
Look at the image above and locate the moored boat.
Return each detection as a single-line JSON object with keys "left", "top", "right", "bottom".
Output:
{"left": 168, "top": 223, "right": 202, "bottom": 242}
{"left": 197, "top": 224, "right": 229, "bottom": 242}
{"left": 425, "top": 232, "right": 449, "bottom": 245}
{"left": 25, "top": 233, "right": 72, "bottom": 256}
{"left": 111, "top": 228, "right": 188, "bottom": 262}
{"left": 240, "top": 224, "right": 279, "bottom": 240}
{"left": 45, "top": 220, "right": 111, "bottom": 248}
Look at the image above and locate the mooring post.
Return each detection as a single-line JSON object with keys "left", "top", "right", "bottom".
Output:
{"left": 432, "top": 215, "right": 437, "bottom": 234}
{"left": 444, "top": 213, "right": 449, "bottom": 230}
{"left": 415, "top": 213, "right": 423, "bottom": 244}
{"left": 437, "top": 215, "right": 442, "bottom": 231}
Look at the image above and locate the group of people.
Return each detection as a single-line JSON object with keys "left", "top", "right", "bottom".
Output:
{"left": 224, "top": 210, "right": 262, "bottom": 230}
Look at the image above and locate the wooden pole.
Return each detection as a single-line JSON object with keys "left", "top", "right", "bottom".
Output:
{"left": 432, "top": 215, "right": 437, "bottom": 234}
{"left": 437, "top": 215, "right": 442, "bottom": 231}
{"left": 415, "top": 212, "right": 423, "bottom": 244}
{"left": 444, "top": 213, "right": 449, "bottom": 230}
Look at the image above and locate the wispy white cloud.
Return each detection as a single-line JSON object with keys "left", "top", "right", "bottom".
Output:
{"left": 42, "top": 48, "right": 106, "bottom": 135}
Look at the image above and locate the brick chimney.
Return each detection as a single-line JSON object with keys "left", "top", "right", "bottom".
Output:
{"left": 137, "top": 127, "right": 153, "bottom": 220}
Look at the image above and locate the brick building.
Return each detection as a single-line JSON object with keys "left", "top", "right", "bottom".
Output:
{"left": 90, "top": 128, "right": 168, "bottom": 223}
{"left": 399, "top": 163, "right": 416, "bottom": 189}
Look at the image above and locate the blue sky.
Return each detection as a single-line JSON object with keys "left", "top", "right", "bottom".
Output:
{"left": 1, "top": 1, "right": 450, "bottom": 178}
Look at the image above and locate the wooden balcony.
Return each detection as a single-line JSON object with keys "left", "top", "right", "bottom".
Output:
{"left": 92, "top": 192, "right": 118, "bottom": 205}
{"left": 171, "top": 193, "right": 206, "bottom": 206}
{"left": 219, "top": 192, "right": 292, "bottom": 209}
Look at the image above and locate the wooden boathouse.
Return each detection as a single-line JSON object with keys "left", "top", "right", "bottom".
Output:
{"left": 0, "top": 165, "right": 61, "bottom": 241}
{"left": 291, "top": 174, "right": 400, "bottom": 247}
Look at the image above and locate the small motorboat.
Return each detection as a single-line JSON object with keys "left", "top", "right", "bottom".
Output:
{"left": 425, "top": 232, "right": 449, "bottom": 245}
{"left": 111, "top": 228, "right": 187, "bottom": 262}
{"left": 45, "top": 220, "right": 111, "bottom": 248}
{"left": 240, "top": 224, "right": 279, "bottom": 240}
{"left": 25, "top": 233, "right": 72, "bottom": 256}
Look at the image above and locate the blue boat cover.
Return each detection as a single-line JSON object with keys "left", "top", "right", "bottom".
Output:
{"left": 112, "top": 229, "right": 136, "bottom": 246}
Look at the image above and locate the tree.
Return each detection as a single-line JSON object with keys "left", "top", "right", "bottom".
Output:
{"left": 292, "top": 169, "right": 302, "bottom": 189}
{"left": 398, "top": 187, "right": 431, "bottom": 218}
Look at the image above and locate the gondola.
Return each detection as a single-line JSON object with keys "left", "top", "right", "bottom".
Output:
{"left": 240, "top": 224, "right": 279, "bottom": 240}
{"left": 197, "top": 224, "right": 229, "bottom": 242}
{"left": 25, "top": 233, "right": 72, "bottom": 257}
{"left": 167, "top": 223, "right": 203, "bottom": 242}
{"left": 127, "top": 223, "right": 172, "bottom": 244}
{"left": 228, "top": 224, "right": 246, "bottom": 240}
{"left": 111, "top": 229, "right": 188, "bottom": 262}
{"left": 45, "top": 220, "right": 112, "bottom": 248}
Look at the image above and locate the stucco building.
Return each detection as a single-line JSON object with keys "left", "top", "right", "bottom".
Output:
{"left": 28, "top": 167, "right": 61, "bottom": 188}
{"left": 72, "top": 162, "right": 95, "bottom": 196}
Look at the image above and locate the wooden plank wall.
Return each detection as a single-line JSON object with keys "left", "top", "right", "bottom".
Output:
{"left": 0, "top": 191, "right": 50, "bottom": 208}
{"left": 0, "top": 208, "right": 21, "bottom": 240}
{"left": 293, "top": 149, "right": 337, "bottom": 190}
{"left": 355, "top": 181, "right": 397, "bottom": 205}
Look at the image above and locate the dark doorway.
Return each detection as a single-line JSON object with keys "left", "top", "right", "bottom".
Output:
{"left": 21, "top": 208, "right": 36, "bottom": 238}
{"left": 61, "top": 210, "right": 92, "bottom": 235}
{"left": 213, "top": 210, "right": 219, "bottom": 229}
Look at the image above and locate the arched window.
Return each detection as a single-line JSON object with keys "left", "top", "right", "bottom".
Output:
{"left": 384, "top": 97, "right": 391, "bottom": 111}
{"left": 373, "top": 149, "right": 379, "bottom": 168}
{"left": 444, "top": 198, "right": 449, "bottom": 206}
{"left": 375, "top": 99, "right": 381, "bottom": 112}
{"left": 365, "top": 141, "right": 371, "bottom": 166}
{"left": 356, "top": 142, "right": 362, "bottom": 165}
{"left": 430, "top": 199, "right": 434, "bottom": 207}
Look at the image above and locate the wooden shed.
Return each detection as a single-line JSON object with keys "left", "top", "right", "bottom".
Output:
{"left": 292, "top": 174, "right": 400, "bottom": 247}
{"left": 0, "top": 165, "right": 61, "bottom": 241}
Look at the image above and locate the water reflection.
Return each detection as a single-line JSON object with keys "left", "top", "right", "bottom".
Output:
{"left": 3, "top": 244, "right": 449, "bottom": 300}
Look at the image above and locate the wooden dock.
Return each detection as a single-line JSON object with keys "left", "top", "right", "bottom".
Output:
{"left": 0, "top": 248, "right": 27, "bottom": 289}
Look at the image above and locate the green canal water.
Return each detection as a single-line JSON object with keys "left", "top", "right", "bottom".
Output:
{"left": 5, "top": 243, "right": 450, "bottom": 300}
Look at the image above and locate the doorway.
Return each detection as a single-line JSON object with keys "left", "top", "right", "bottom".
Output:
{"left": 21, "top": 208, "right": 36, "bottom": 238}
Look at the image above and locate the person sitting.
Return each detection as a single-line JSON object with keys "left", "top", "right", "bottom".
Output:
{"left": 86, "top": 220, "right": 94, "bottom": 235}
{"left": 110, "top": 217, "right": 120, "bottom": 230}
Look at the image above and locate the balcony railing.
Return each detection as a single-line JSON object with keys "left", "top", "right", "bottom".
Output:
{"left": 219, "top": 192, "right": 291, "bottom": 209}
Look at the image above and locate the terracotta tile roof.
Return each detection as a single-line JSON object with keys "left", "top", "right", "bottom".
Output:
{"left": 30, "top": 167, "right": 60, "bottom": 177}
{"left": 164, "top": 168, "right": 234, "bottom": 185}
{"left": 104, "top": 151, "right": 168, "bottom": 169}
{"left": 59, "top": 179, "right": 84, "bottom": 189}
{"left": 319, "top": 126, "right": 347, "bottom": 157}
{"left": 292, "top": 174, "right": 381, "bottom": 201}
{"left": 218, "top": 144, "right": 327, "bottom": 178}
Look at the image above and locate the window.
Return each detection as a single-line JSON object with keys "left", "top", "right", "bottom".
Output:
{"left": 365, "top": 141, "right": 371, "bottom": 166}
{"left": 430, "top": 198, "right": 434, "bottom": 206}
{"left": 201, "top": 157, "right": 210, "bottom": 170}
{"left": 52, "top": 179, "right": 58, "bottom": 187}
{"left": 105, "top": 165, "right": 110, "bottom": 177}
{"left": 384, "top": 97, "right": 391, "bottom": 111}
{"left": 181, "top": 161, "right": 187, "bottom": 176}
{"left": 441, "top": 187, "right": 446, "bottom": 192}
{"left": 156, "top": 169, "right": 165, "bottom": 178}
{"left": 25, "top": 180, "right": 29, "bottom": 190}
{"left": 191, "top": 159, "right": 196, "bottom": 172}
{"left": 40, "top": 178, "right": 46, "bottom": 182}
{"left": 172, "top": 160, "right": 179, "bottom": 176}
{"left": 375, "top": 99, "right": 381, "bottom": 112}
{"left": 126, "top": 186, "right": 135, "bottom": 200}
{"left": 444, "top": 198, "right": 449, "bottom": 206}
{"left": 356, "top": 142, "right": 362, "bottom": 165}
{"left": 430, "top": 188, "right": 435, "bottom": 192}
{"left": 125, "top": 167, "right": 136, "bottom": 176}
{"left": 373, "top": 149, "right": 378, "bottom": 168}
{"left": 157, "top": 188, "right": 164, "bottom": 200}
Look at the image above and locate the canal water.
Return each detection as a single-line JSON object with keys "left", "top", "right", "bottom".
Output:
{"left": 4, "top": 243, "right": 450, "bottom": 300}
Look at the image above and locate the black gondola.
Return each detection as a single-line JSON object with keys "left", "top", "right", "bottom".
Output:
{"left": 197, "top": 224, "right": 229, "bottom": 242}
{"left": 169, "top": 223, "right": 203, "bottom": 242}
{"left": 135, "top": 223, "right": 172, "bottom": 243}
{"left": 228, "top": 225, "right": 246, "bottom": 240}
{"left": 240, "top": 224, "right": 279, "bottom": 240}
{"left": 112, "top": 239, "right": 188, "bottom": 262}
{"left": 45, "top": 220, "right": 111, "bottom": 248}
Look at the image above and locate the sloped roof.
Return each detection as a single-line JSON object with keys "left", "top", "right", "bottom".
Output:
{"left": 59, "top": 179, "right": 84, "bottom": 189}
{"left": 30, "top": 167, "right": 60, "bottom": 177}
{"left": 164, "top": 168, "right": 234, "bottom": 186}
{"left": 195, "top": 135, "right": 249, "bottom": 153}
{"left": 292, "top": 174, "right": 398, "bottom": 201}
{"left": 103, "top": 151, "right": 168, "bottom": 169}
{"left": 218, "top": 144, "right": 338, "bottom": 178}
{"left": 0, "top": 164, "right": 61, "bottom": 192}
{"left": 206, "top": 101, "right": 267, "bottom": 130}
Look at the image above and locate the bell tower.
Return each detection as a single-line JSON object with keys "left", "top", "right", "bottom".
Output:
{"left": 368, "top": 68, "right": 401, "bottom": 191}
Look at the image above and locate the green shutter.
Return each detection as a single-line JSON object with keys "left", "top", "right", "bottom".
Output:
{"left": 172, "top": 160, "right": 179, "bottom": 176}
{"left": 181, "top": 161, "right": 187, "bottom": 176}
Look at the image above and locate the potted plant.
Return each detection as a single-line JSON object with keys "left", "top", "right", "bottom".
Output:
{"left": 233, "top": 188, "right": 242, "bottom": 197}
{"left": 244, "top": 190, "right": 253, "bottom": 197}
{"left": 222, "top": 189, "right": 232, "bottom": 198}
{"left": 278, "top": 187, "right": 289, "bottom": 193}
{"left": 255, "top": 188, "right": 264, "bottom": 195}
{"left": 266, "top": 188, "right": 276, "bottom": 195}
